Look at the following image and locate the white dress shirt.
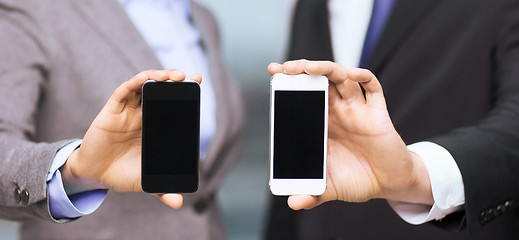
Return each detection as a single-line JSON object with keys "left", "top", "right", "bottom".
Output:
{"left": 327, "top": 0, "right": 465, "bottom": 224}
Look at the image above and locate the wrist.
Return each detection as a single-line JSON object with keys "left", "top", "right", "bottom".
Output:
{"left": 384, "top": 151, "right": 434, "bottom": 205}
{"left": 408, "top": 151, "right": 434, "bottom": 205}
{"left": 61, "top": 148, "right": 109, "bottom": 190}
{"left": 60, "top": 148, "right": 83, "bottom": 186}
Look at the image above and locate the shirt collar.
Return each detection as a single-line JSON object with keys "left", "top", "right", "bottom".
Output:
{"left": 118, "top": 0, "right": 191, "bottom": 16}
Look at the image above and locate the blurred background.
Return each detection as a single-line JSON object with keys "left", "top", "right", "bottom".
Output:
{"left": 0, "top": 0, "right": 292, "bottom": 239}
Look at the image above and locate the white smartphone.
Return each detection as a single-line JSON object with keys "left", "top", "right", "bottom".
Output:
{"left": 269, "top": 73, "right": 328, "bottom": 196}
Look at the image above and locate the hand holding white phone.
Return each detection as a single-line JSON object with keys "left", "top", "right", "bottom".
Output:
{"left": 268, "top": 60, "right": 433, "bottom": 212}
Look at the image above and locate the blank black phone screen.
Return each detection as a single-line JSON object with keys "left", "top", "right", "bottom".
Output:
{"left": 273, "top": 90, "right": 325, "bottom": 179}
{"left": 143, "top": 99, "right": 198, "bottom": 175}
{"left": 142, "top": 82, "right": 199, "bottom": 193}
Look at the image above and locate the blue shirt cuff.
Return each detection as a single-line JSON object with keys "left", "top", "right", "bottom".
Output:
{"left": 47, "top": 139, "right": 108, "bottom": 219}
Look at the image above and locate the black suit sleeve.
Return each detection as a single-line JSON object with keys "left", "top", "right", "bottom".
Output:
{"left": 430, "top": 1, "right": 519, "bottom": 234}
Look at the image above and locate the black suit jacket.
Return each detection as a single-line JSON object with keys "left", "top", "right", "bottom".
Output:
{"left": 266, "top": 0, "right": 519, "bottom": 239}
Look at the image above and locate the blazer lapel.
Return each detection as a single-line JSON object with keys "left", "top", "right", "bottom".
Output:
{"left": 288, "top": 0, "right": 334, "bottom": 61}
{"left": 70, "top": 0, "right": 161, "bottom": 72}
{"left": 367, "top": 0, "right": 443, "bottom": 73}
{"left": 190, "top": 4, "right": 228, "bottom": 175}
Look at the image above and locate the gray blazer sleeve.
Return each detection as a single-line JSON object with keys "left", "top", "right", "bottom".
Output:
{"left": 0, "top": 5, "right": 70, "bottom": 222}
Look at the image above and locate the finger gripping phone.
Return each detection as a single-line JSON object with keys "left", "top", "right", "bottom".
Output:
{"left": 269, "top": 73, "right": 328, "bottom": 196}
{"left": 141, "top": 80, "right": 200, "bottom": 193}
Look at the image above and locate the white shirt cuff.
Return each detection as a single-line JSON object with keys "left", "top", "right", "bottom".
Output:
{"left": 388, "top": 141, "right": 465, "bottom": 224}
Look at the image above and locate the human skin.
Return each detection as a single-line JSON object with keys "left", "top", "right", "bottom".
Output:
{"left": 268, "top": 60, "right": 433, "bottom": 210}
{"left": 60, "top": 69, "right": 202, "bottom": 209}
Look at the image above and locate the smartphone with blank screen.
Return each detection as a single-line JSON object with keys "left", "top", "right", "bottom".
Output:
{"left": 141, "top": 80, "right": 200, "bottom": 193}
{"left": 269, "top": 73, "right": 328, "bottom": 196}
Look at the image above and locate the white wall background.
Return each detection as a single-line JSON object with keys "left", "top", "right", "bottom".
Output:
{"left": 0, "top": 1, "right": 292, "bottom": 240}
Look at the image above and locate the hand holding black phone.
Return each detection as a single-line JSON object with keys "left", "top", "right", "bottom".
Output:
{"left": 141, "top": 80, "right": 200, "bottom": 193}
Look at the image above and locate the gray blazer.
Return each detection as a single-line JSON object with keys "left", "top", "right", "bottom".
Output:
{"left": 0, "top": 0, "right": 244, "bottom": 239}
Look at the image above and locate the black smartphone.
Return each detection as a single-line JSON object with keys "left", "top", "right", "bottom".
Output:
{"left": 141, "top": 80, "right": 200, "bottom": 193}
